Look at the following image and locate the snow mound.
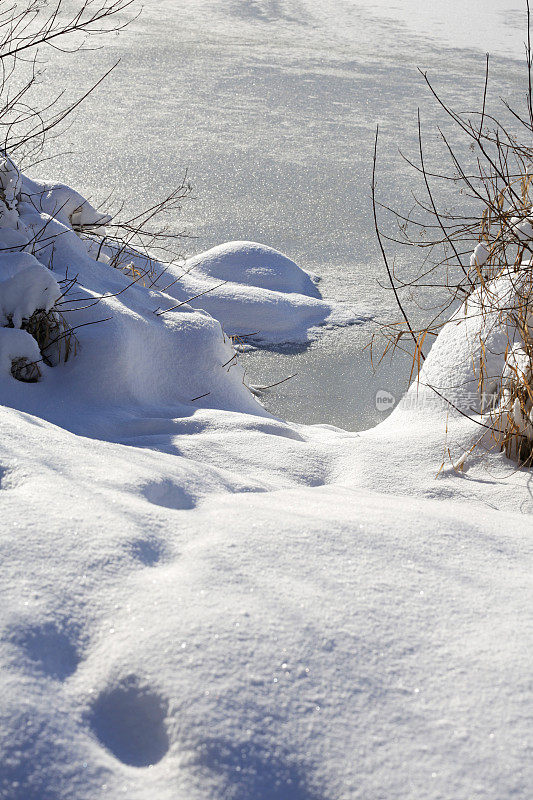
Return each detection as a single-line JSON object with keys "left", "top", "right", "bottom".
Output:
{"left": 0, "top": 327, "right": 41, "bottom": 376}
{"left": 0, "top": 259, "right": 61, "bottom": 328}
{"left": 184, "top": 240, "right": 321, "bottom": 296}
{"left": 388, "top": 274, "right": 519, "bottom": 425}
{"left": 150, "top": 241, "right": 369, "bottom": 347}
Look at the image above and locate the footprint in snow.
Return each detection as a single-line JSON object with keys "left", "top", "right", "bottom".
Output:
{"left": 89, "top": 677, "right": 169, "bottom": 767}
{"left": 192, "top": 737, "right": 323, "bottom": 800}
{"left": 0, "top": 466, "right": 24, "bottom": 491}
{"left": 7, "top": 620, "right": 80, "bottom": 681}
{"left": 129, "top": 536, "right": 166, "bottom": 567}
{"left": 141, "top": 478, "right": 196, "bottom": 510}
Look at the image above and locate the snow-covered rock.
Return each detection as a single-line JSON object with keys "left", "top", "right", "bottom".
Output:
{"left": 150, "top": 240, "right": 368, "bottom": 347}
{"left": 0, "top": 260, "right": 61, "bottom": 328}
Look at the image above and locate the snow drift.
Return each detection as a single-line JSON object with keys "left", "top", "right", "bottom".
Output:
{"left": 0, "top": 162, "right": 532, "bottom": 800}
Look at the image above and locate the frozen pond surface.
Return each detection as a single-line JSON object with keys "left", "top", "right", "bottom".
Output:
{"left": 34, "top": 0, "right": 526, "bottom": 429}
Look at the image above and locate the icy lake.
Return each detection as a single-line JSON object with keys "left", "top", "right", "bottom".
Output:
{"left": 34, "top": 0, "right": 526, "bottom": 429}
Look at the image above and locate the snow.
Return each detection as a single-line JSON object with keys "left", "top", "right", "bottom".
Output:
{"left": 0, "top": 162, "right": 532, "bottom": 800}
{"left": 0, "top": 1, "right": 523, "bottom": 790}
{"left": 159, "top": 241, "right": 366, "bottom": 347}
{"left": 469, "top": 241, "right": 489, "bottom": 268}
{"left": 0, "top": 260, "right": 61, "bottom": 329}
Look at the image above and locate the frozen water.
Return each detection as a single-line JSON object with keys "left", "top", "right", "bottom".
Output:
{"left": 30, "top": 0, "right": 527, "bottom": 428}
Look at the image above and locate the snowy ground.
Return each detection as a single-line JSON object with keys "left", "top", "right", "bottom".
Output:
{"left": 0, "top": 158, "right": 532, "bottom": 800}
{"left": 2, "top": 406, "right": 532, "bottom": 800}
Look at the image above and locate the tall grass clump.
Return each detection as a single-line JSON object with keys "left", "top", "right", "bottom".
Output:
{"left": 372, "top": 2, "right": 533, "bottom": 467}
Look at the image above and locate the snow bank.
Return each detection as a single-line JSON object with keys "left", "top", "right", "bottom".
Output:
{"left": 0, "top": 165, "right": 532, "bottom": 800}
{"left": 0, "top": 171, "right": 267, "bottom": 424}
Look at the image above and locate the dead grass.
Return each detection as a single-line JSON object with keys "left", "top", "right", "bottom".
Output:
{"left": 371, "top": 11, "right": 533, "bottom": 467}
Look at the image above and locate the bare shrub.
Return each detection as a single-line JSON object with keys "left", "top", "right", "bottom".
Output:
{"left": 372, "top": 2, "right": 533, "bottom": 467}
{"left": 0, "top": 1, "right": 196, "bottom": 380}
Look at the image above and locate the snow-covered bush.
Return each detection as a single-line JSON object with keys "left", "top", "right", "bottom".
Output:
{"left": 372, "top": 22, "right": 533, "bottom": 467}
{"left": 0, "top": 1, "right": 185, "bottom": 383}
{"left": 0, "top": 160, "right": 65, "bottom": 381}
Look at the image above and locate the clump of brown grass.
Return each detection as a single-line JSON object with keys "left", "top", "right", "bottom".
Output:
{"left": 10, "top": 356, "right": 41, "bottom": 382}
{"left": 23, "top": 308, "right": 78, "bottom": 366}
{"left": 5, "top": 302, "right": 79, "bottom": 382}
{"left": 371, "top": 2, "right": 533, "bottom": 468}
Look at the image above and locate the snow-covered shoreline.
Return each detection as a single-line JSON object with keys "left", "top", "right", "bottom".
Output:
{"left": 0, "top": 164, "right": 532, "bottom": 800}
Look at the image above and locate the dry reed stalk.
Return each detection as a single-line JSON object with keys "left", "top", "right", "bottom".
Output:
{"left": 371, "top": 2, "right": 533, "bottom": 466}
